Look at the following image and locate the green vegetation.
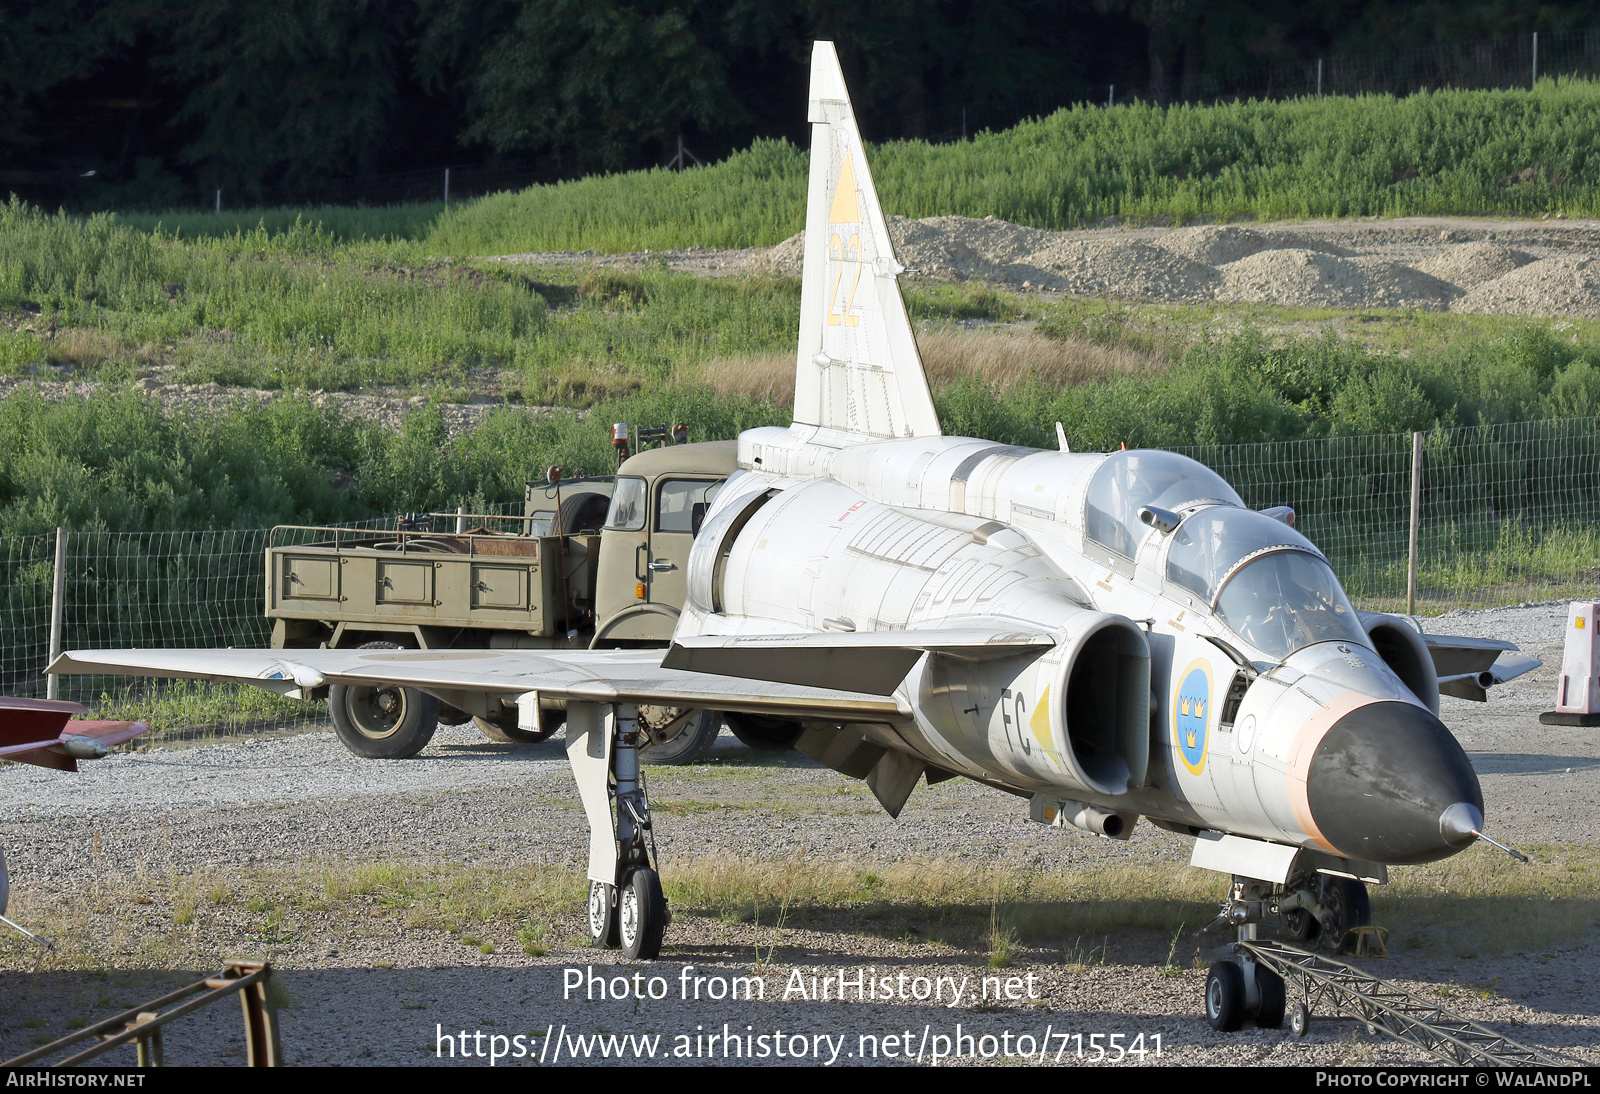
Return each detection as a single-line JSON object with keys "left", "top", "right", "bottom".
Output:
{"left": 80, "top": 78, "right": 1600, "bottom": 254}
{"left": 9, "top": 845, "right": 1592, "bottom": 971}
{"left": 112, "top": 204, "right": 448, "bottom": 245}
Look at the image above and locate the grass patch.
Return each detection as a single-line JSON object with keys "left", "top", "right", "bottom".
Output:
{"left": 92, "top": 680, "right": 319, "bottom": 744}
{"left": 2, "top": 846, "right": 1596, "bottom": 974}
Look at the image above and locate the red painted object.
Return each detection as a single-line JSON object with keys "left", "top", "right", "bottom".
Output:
{"left": 0, "top": 696, "right": 149, "bottom": 772}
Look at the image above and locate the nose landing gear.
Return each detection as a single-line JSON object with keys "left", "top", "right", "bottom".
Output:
{"left": 1205, "top": 878, "right": 1288, "bottom": 1031}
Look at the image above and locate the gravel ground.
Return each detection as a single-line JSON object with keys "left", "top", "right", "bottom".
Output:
{"left": 2, "top": 603, "right": 1597, "bottom": 1067}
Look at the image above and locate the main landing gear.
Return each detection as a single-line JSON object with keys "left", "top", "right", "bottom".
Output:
{"left": 1204, "top": 873, "right": 1371, "bottom": 1032}
{"left": 571, "top": 703, "right": 671, "bottom": 960}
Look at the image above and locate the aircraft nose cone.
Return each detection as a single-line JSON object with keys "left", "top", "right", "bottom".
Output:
{"left": 1306, "top": 701, "right": 1483, "bottom": 865}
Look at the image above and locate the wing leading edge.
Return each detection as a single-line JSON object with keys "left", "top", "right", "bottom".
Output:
{"left": 48, "top": 647, "right": 908, "bottom": 723}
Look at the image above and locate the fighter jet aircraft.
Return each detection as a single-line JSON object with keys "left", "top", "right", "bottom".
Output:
{"left": 1, "top": 696, "right": 150, "bottom": 944}
{"left": 50, "top": 42, "right": 1537, "bottom": 1030}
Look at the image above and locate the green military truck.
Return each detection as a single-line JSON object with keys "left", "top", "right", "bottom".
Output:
{"left": 266, "top": 438, "right": 796, "bottom": 762}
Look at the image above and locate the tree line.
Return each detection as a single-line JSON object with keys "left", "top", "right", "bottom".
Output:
{"left": 2, "top": 1, "right": 1590, "bottom": 211}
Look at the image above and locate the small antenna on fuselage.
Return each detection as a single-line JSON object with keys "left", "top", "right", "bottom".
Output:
{"left": 1055, "top": 422, "right": 1070, "bottom": 453}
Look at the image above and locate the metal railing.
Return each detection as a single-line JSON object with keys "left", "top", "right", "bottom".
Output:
{"left": 4, "top": 960, "right": 283, "bottom": 1067}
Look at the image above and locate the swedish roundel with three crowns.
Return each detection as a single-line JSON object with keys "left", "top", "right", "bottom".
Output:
{"left": 1173, "top": 659, "right": 1212, "bottom": 776}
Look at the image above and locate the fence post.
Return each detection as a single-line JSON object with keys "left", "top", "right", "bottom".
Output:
{"left": 47, "top": 528, "right": 66, "bottom": 700}
{"left": 214, "top": 189, "right": 221, "bottom": 214}
{"left": 443, "top": 168, "right": 450, "bottom": 207}
{"left": 1108, "top": 84, "right": 1114, "bottom": 107}
{"left": 1532, "top": 32, "right": 1539, "bottom": 87}
{"left": 1407, "top": 431, "right": 1423, "bottom": 616}
{"left": 1317, "top": 58, "right": 1323, "bottom": 98}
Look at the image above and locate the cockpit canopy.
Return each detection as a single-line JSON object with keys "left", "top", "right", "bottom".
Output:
{"left": 1167, "top": 507, "right": 1368, "bottom": 660}
{"left": 1085, "top": 450, "right": 1243, "bottom": 559}
{"left": 1083, "top": 449, "right": 1367, "bottom": 661}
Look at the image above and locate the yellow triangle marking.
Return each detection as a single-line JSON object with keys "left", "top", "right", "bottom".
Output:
{"left": 829, "top": 152, "right": 861, "bottom": 224}
{"left": 1030, "top": 685, "right": 1054, "bottom": 756}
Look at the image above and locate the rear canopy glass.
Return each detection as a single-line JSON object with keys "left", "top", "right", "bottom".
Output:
{"left": 1086, "top": 450, "right": 1242, "bottom": 559}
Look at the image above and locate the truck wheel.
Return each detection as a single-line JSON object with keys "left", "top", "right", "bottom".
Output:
{"left": 473, "top": 707, "right": 563, "bottom": 745}
{"left": 725, "top": 712, "right": 801, "bottom": 752}
{"left": 329, "top": 641, "right": 440, "bottom": 759}
{"left": 641, "top": 710, "right": 721, "bottom": 765}
{"left": 558, "top": 492, "right": 610, "bottom": 534}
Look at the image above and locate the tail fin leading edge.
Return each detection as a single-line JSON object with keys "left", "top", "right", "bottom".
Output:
{"left": 793, "top": 41, "right": 940, "bottom": 442}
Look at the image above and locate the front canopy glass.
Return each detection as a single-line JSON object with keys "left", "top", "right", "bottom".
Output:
{"left": 1166, "top": 506, "right": 1366, "bottom": 660}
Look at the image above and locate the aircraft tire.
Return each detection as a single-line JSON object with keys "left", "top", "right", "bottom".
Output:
{"left": 1255, "top": 966, "right": 1286, "bottom": 1029}
{"left": 1205, "top": 961, "right": 1247, "bottom": 1032}
{"left": 329, "top": 643, "right": 440, "bottom": 759}
{"left": 619, "top": 867, "right": 666, "bottom": 960}
{"left": 588, "top": 881, "right": 619, "bottom": 949}
{"left": 642, "top": 710, "right": 720, "bottom": 765}
{"left": 725, "top": 712, "right": 802, "bottom": 751}
{"left": 474, "top": 705, "right": 562, "bottom": 745}
{"left": 1290, "top": 1003, "right": 1312, "bottom": 1038}
{"left": 1318, "top": 876, "right": 1371, "bottom": 951}
{"left": 1282, "top": 906, "right": 1319, "bottom": 943}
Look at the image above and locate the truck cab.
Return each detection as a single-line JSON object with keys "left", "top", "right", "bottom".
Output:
{"left": 264, "top": 437, "right": 738, "bottom": 761}
{"left": 591, "top": 440, "right": 737, "bottom": 647}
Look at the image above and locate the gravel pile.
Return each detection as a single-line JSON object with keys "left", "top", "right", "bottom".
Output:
{"left": 1014, "top": 239, "right": 1220, "bottom": 301}
{"left": 1215, "top": 250, "right": 1458, "bottom": 309}
{"left": 753, "top": 214, "right": 1600, "bottom": 316}
{"left": 1415, "top": 241, "right": 1536, "bottom": 288}
{"left": 2, "top": 603, "right": 1596, "bottom": 1066}
{"left": 1456, "top": 255, "right": 1600, "bottom": 318}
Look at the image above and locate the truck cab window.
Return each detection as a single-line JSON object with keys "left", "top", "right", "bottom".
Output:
{"left": 656, "top": 479, "right": 722, "bottom": 534}
{"left": 604, "top": 477, "right": 647, "bottom": 531}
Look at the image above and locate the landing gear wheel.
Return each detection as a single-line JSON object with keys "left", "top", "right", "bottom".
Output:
{"left": 1205, "top": 961, "right": 1247, "bottom": 1032}
{"left": 329, "top": 642, "right": 440, "bottom": 758}
{"left": 618, "top": 867, "right": 666, "bottom": 960}
{"left": 1318, "top": 877, "right": 1371, "bottom": 951}
{"left": 724, "top": 712, "right": 801, "bottom": 752}
{"left": 1282, "top": 906, "right": 1319, "bottom": 943}
{"left": 1290, "top": 1003, "right": 1311, "bottom": 1038}
{"left": 474, "top": 705, "right": 563, "bottom": 745}
{"left": 641, "top": 710, "right": 720, "bottom": 765}
{"left": 588, "top": 881, "right": 618, "bottom": 949}
{"left": 1254, "top": 966, "right": 1286, "bottom": 1029}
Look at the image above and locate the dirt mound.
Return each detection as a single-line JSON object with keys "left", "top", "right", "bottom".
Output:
{"left": 759, "top": 214, "right": 1049, "bottom": 279}
{"left": 1455, "top": 255, "right": 1600, "bottom": 317}
{"left": 891, "top": 214, "right": 1052, "bottom": 275}
{"left": 1416, "top": 242, "right": 1537, "bottom": 288}
{"left": 1216, "top": 249, "right": 1456, "bottom": 309}
{"left": 1152, "top": 225, "right": 1272, "bottom": 266}
{"left": 1016, "top": 238, "right": 1220, "bottom": 300}
{"left": 751, "top": 213, "right": 1600, "bottom": 316}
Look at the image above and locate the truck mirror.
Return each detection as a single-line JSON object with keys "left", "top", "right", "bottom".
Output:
{"left": 691, "top": 503, "right": 708, "bottom": 536}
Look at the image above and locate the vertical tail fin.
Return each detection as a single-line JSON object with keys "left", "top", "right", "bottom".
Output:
{"left": 793, "top": 41, "right": 940, "bottom": 441}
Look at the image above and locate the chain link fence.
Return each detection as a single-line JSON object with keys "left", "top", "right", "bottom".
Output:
{"left": 1, "top": 420, "right": 1595, "bottom": 730}
{"left": 1174, "top": 417, "right": 1600, "bottom": 615}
